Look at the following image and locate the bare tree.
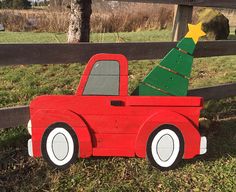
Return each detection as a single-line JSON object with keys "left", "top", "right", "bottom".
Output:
{"left": 68, "top": 0, "right": 92, "bottom": 43}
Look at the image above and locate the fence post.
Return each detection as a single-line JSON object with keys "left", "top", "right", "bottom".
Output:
{"left": 172, "top": 5, "right": 193, "bottom": 41}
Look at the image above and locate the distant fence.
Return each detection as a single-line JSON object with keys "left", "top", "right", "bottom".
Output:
{"left": 108, "top": 0, "right": 236, "bottom": 8}
{"left": 0, "top": 0, "right": 236, "bottom": 130}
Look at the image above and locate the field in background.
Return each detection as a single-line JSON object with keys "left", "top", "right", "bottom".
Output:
{"left": 0, "top": 3, "right": 174, "bottom": 33}
{"left": 1, "top": 0, "right": 236, "bottom": 34}
{"left": 0, "top": 30, "right": 235, "bottom": 191}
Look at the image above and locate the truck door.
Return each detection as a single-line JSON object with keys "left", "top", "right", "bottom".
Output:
{"left": 77, "top": 54, "right": 135, "bottom": 155}
{"left": 81, "top": 59, "right": 127, "bottom": 134}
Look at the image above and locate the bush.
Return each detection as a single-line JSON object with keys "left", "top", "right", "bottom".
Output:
{"left": 13, "top": 0, "right": 31, "bottom": 9}
{"left": 198, "top": 8, "right": 230, "bottom": 40}
{"left": 0, "top": 0, "right": 31, "bottom": 9}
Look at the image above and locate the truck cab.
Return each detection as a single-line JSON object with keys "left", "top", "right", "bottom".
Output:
{"left": 28, "top": 53, "right": 207, "bottom": 171}
{"left": 76, "top": 54, "right": 128, "bottom": 96}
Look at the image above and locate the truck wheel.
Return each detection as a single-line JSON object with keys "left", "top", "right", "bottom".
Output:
{"left": 146, "top": 125, "right": 184, "bottom": 171}
{"left": 41, "top": 123, "right": 78, "bottom": 169}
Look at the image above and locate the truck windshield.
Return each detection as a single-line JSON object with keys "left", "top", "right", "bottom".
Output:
{"left": 83, "top": 60, "right": 120, "bottom": 95}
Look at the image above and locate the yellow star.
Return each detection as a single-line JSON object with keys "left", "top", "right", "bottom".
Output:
{"left": 185, "top": 23, "right": 206, "bottom": 44}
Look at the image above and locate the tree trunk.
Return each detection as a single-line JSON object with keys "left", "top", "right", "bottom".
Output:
{"left": 68, "top": 0, "right": 92, "bottom": 43}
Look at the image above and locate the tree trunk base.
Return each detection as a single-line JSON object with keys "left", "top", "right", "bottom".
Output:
{"left": 68, "top": 0, "right": 92, "bottom": 43}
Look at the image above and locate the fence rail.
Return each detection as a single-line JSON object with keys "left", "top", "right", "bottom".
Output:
{"left": 1, "top": 41, "right": 236, "bottom": 66}
{"left": 107, "top": 0, "right": 236, "bottom": 8}
{"left": 0, "top": 106, "right": 30, "bottom": 129}
{"left": 0, "top": 83, "right": 235, "bottom": 129}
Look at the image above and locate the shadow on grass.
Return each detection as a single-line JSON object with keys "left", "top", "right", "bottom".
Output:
{"left": 1, "top": 118, "right": 236, "bottom": 177}
{"left": 182, "top": 118, "right": 236, "bottom": 167}
{"left": 0, "top": 127, "right": 29, "bottom": 151}
{"left": 4, "top": 119, "right": 235, "bottom": 166}
{"left": 70, "top": 118, "right": 236, "bottom": 173}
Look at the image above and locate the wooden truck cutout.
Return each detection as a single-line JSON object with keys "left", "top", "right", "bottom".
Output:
{"left": 27, "top": 23, "right": 207, "bottom": 170}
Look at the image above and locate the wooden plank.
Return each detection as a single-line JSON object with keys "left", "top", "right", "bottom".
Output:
{"left": 0, "top": 41, "right": 236, "bottom": 66}
{"left": 0, "top": 106, "right": 30, "bottom": 129}
{"left": 172, "top": 5, "right": 193, "bottom": 41}
{"left": 0, "top": 83, "right": 235, "bottom": 129}
{"left": 105, "top": 0, "right": 236, "bottom": 9}
{"left": 188, "top": 83, "right": 236, "bottom": 100}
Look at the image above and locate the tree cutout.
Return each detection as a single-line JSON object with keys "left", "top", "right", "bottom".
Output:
{"left": 132, "top": 23, "right": 206, "bottom": 96}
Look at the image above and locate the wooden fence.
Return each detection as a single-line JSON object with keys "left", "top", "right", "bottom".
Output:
{"left": 0, "top": 0, "right": 236, "bottom": 130}
{"left": 1, "top": 41, "right": 236, "bottom": 66}
{"left": 0, "top": 41, "right": 236, "bottom": 129}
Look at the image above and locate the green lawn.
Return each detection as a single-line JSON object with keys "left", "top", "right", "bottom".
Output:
{"left": 0, "top": 30, "right": 171, "bottom": 43}
{"left": 0, "top": 30, "right": 236, "bottom": 191}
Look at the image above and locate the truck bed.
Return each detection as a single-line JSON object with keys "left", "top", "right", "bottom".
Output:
{"left": 127, "top": 96, "right": 203, "bottom": 107}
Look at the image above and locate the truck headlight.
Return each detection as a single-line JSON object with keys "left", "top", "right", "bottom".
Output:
{"left": 27, "top": 120, "right": 32, "bottom": 135}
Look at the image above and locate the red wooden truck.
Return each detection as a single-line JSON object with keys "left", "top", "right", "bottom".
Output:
{"left": 27, "top": 54, "right": 207, "bottom": 170}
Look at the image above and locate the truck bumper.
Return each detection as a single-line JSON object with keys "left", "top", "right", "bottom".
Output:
{"left": 200, "top": 136, "right": 207, "bottom": 155}
{"left": 28, "top": 139, "right": 33, "bottom": 157}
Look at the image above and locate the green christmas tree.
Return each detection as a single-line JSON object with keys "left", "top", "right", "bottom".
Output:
{"left": 132, "top": 23, "right": 206, "bottom": 96}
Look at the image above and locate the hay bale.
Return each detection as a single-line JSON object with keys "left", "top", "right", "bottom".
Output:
{"left": 198, "top": 9, "right": 230, "bottom": 40}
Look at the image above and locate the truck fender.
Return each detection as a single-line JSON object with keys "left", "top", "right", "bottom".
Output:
{"left": 31, "top": 109, "right": 92, "bottom": 158}
{"left": 135, "top": 110, "right": 201, "bottom": 159}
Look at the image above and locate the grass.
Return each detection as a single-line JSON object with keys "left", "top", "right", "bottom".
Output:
{"left": 0, "top": 30, "right": 236, "bottom": 191}
{"left": 0, "top": 30, "right": 172, "bottom": 43}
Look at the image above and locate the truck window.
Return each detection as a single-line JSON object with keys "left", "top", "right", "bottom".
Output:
{"left": 83, "top": 60, "right": 120, "bottom": 95}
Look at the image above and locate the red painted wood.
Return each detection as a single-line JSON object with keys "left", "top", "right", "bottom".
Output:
{"left": 127, "top": 96, "right": 203, "bottom": 107}
{"left": 29, "top": 53, "right": 203, "bottom": 162}
{"left": 135, "top": 110, "right": 201, "bottom": 159}
{"left": 30, "top": 108, "right": 92, "bottom": 158}
{"left": 92, "top": 133, "right": 136, "bottom": 156}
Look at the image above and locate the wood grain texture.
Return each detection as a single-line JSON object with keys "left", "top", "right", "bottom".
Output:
{"left": 1, "top": 41, "right": 236, "bottom": 66}
{"left": 105, "top": 0, "right": 236, "bottom": 8}
{"left": 172, "top": 5, "right": 193, "bottom": 41}
{"left": 0, "top": 106, "right": 30, "bottom": 129}
{"left": 188, "top": 83, "right": 236, "bottom": 100}
{"left": 0, "top": 83, "right": 235, "bottom": 129}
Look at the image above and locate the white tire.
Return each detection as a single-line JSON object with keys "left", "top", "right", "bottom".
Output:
{"left": 146, "top": 125, "right": 184, "bottom": 170}
{"left": 42, "top": 123, "right": 78, "bottom": 169}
